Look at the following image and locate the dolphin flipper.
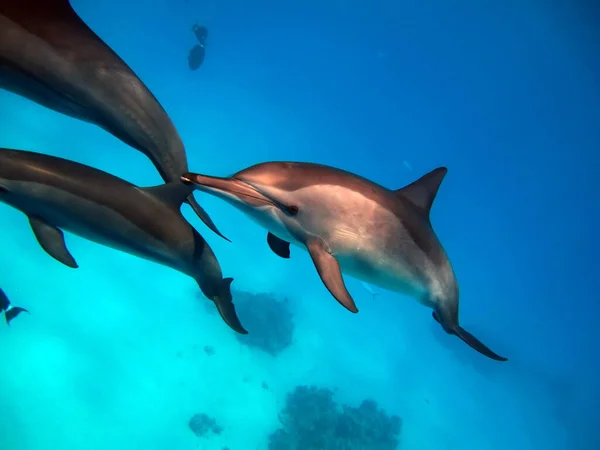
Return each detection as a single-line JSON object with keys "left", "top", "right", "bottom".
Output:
{"left": 29, "top": 216, "right": 78, "bottom": 268}
{"left": 267, "top": 232, "right": 290, "bottom": 258}
{"left": 187, "top": 195, "right": 230, "bottom": 242}
{"left": 306, "top": 239, "right": 358, "bottom": 313}
{"left": 141, "top": 184, "right": 228, "bottom": 242}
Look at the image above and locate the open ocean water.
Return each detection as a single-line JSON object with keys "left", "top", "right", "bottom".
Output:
{"left": 1, "top": 1, "right": 599, "bottom": 449}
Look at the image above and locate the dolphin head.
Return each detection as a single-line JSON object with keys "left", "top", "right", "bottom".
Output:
{"left": 181, "top": 163, "right": 308, "bottom": 242}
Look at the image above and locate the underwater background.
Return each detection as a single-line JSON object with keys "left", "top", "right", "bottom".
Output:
{"left": 1, "top": 0, "right": 599, "bottom": 449}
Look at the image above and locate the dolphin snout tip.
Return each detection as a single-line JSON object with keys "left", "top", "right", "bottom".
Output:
{"left": 180, "top": 173, "right": 194, "bottom": 185}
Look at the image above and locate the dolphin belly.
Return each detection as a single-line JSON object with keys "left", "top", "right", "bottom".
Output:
{"left": 316, "top": 192, "right": 431, "bottom": 302}
{"left": 336, "top": 249, "right": 429, "bottom": 301}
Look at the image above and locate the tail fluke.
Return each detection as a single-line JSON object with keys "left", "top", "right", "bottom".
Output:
{"left": 432, "top": 311, "right": 507, "bottom": 361}
{"left": 211, "top": 278, "right": 247, "bottom": 334}
{"left": 454, "top": 326, "right": 507, "bottom": 362}
{"left": 5, "top": 306, "right": 29, "bottom": 325}
{"left": 1, "top": 288, "right": 29, "bottom": 325}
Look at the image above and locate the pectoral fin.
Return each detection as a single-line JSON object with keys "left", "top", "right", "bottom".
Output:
{"left": 187, "top": 194, "right": 231, "bottom": 242}
{"left": 267, "top": 232, "right": 291, "bottom": 258}
{"left": 306, "top": 239, "right": 358, "bottom": 313}
{"left": 29, "top": 216, "right": 78, "bottom": 268}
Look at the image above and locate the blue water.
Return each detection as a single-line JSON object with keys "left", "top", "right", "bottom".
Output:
{"left": 1, "top": 0, "right": 599, "bottom": 449}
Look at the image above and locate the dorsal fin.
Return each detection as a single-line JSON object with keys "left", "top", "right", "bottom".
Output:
{"left": 395, "top": 167, "right": 448, "bottom": 216}
{"left": 141, "top": 182, "right": 194, "bottom": 209}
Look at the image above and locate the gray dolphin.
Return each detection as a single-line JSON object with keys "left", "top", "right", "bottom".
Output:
{"left": 181, "top": 162, "right": 507, "bottom": 361}
{"left": 0, "top": 148, "right": 246, "bottom": 334}
{"left": 0, "top": 0, "right": 228, "bottom": 241}
{"left": 0, "top": 287, "right": 29, "bottom": 325}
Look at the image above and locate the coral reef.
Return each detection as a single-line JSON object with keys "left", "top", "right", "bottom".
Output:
{"left": 232, "top": 290, "right": 295, "bottom": 356}
{"left": 269, "top": 385, "right": 401, "bottom": 450}
{"left": 188, "top": 413, "right": 222, "bottom": 438}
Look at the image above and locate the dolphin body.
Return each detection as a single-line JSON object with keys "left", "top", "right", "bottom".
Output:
{"left": 0, "top": 148, "right": 246, "bottom": 334}
{"left": 181, "top": 162, "right": 507, "bottom": 361}
{"left": 0, "top": 0, "right": 227, "bottom": 240}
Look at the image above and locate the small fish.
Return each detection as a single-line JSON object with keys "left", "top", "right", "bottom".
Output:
{"left": 361, "top": 281, "right": 380, "bottom": 300}
{"left": 188, "top": 44, "right": 206, "bottom": 71}
{"left": 192, "top": 24, "right": 208, "bottom": 46}
{"left": 188, "top": 24, "right": 208, "bottom": 71}
{"left": 0, "top": 288, "right": 29, "bottom": 325}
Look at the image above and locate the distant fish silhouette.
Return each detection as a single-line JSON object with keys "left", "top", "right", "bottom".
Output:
{"left": 188, "top": 24, "right": 207, "bottom": 70}
{"left": 188, "top": 45, "right": 205, "bottom": 71}
{"left": 192, "top": 24, "right": 208, "bottom": 45}
{"left": 0, "top": 288, "right": 29, "bottom": 325}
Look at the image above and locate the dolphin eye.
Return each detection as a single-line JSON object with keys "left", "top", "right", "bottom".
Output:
{"left": 287, "top": 205, "right": 299, "bottom": 216}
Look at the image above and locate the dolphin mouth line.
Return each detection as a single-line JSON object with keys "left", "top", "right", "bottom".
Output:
{"left": 230, "top": 177, "right": 281, "bottom": 208}
{"left": 230, "top": 182, "right": 278, "bottom": 207}
{"left": 181, "top": 174, "right": 278, "bottom": 208}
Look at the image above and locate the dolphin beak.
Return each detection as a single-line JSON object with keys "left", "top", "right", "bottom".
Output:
{"left": 181, "top": 172, "right": 276, "bottom": 208}
{"left": 180, "top": 173, "right": 196, "bottom": 185}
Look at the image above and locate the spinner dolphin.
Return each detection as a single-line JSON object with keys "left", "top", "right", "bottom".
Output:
{"left": 181, "top": 162, "right": 507, "bottom": 361}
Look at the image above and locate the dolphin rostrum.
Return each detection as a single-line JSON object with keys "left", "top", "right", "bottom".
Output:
{"left": 0, "top": 287, "right": 29, "bottom": 325}
{"left": 0, "top": 148, "right": 246, "bottom": 333}
{"left": 181, "top": 162, "right": 507, "bottom": 361}
{"left": 0, "top": 0, "right": 228, "bottom": 240}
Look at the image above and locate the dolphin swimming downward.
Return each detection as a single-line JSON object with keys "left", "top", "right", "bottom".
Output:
{"left": 0, "top": 148, "right": 246, "bottom": 334}
{"left": 181, "top": 162, "right": 507, "bottom": 361}
{"left": 0, "top": 0, "right": 227, "bottom": 241}
{"left": 0, "top": 288, "right": 28, "bottom": 325}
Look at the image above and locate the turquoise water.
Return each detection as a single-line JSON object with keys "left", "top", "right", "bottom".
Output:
{"left": 1, "top": 1, "right": 599, "bottom": 449}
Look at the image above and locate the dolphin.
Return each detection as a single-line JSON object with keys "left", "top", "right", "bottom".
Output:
{"left": 0, "top": 0, "right": 228, "bottom": 241}
{"left": 181, "top": 162, "right": 507, "bottom": 361}
{"left": 0, "top": 148, "right": 246, "bottom": 334}
{"left": 0, "top": 287, "right": 29, "bottom": 325}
